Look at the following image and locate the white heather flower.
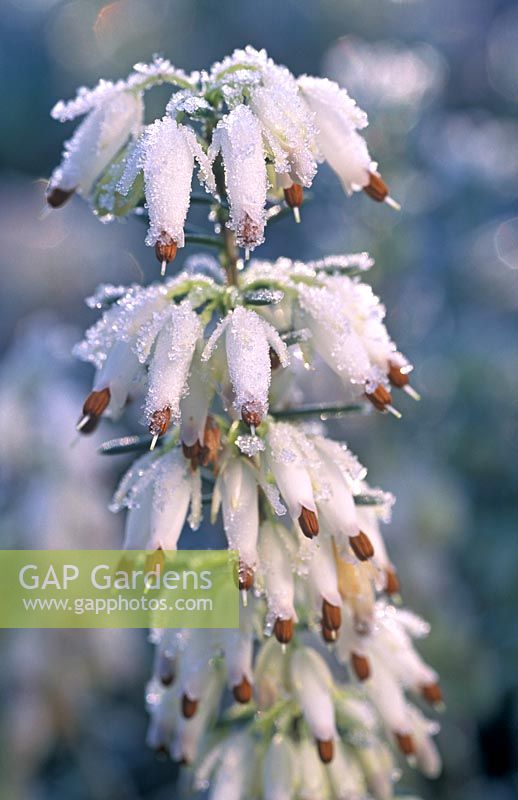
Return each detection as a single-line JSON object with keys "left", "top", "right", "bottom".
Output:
{"left": 263, "top": 735, "right": 298, "bottom": 800}
{"left": 177, "top": 630, "right": 220, "bottom": 705}
{"left": 220, "top": 458, "right": 259, "bottom": 574}
{"left": 210, "top": 105, "right": 268, "bottom": 251}
{"left": 296, "top": 739, "right": 329, "bottom": 800}
{"left": 265, "top": 423, "right": 318, "bottom": 536}
{"left": 307, "top": 535, "right": 342, "bottom": 609}
{"left": 406, "top": 706, "right": 442, "bottom": 778}
{"left": 48, "top": 91, "right": 143, "bottom": 204}
{"left": 249, "top": 64, "right": 317, "bottom": 188}
{"left": 121, "top": 116, "right": 214, "bottom": 256}
{"left": 327, "top": 739, "right": 367, "bottom": 800}
{"left": 90, "top": 340, "right": 142, "bottom": 420}
{"left": 291, "top": 647, "right": 337, "bottom": 751}
{"left": 207, "top": 732, "right": 256, "bottom": 800}
{"left": 258, "top": 521, "right": 297, "bottom": 630}
{"left": 310, "top": 436, "right": 362, "bottom": 550}
{"left": 221, "top": 626, "right": 254, "bottom": 699}
{"left": 145, "top": 300, "right": 202, "bottom": 435}
{"left": 297, "top": 283, "right": 377, "bottom": 392}
{"left": 173, "top": 669, "right": 224, "bottom": 765}
{"left": 298, "top": 76, "right": 372, "bottom": 194}
{"left": 202, "top": 306, "right": 288, "bottom": 426}
{"left": 254, "top": 637, "right": 287, "bottom": 709}
{"left": 179, "top": 350, "right": 213, "bottom": 450}
{"left": 149, "top": 450, "right": 200, "bottom": 549}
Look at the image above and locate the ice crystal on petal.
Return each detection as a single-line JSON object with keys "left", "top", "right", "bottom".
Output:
{"left": 145, "top": 300, "right": 202, "bottom": 424}
{"left": 236, "top": 434, "right": 265, "bottom": 457}
{"left": 166, "top": 90, "right": 210, "bottom": 116}
{"left": 210, "top": 105, "right": 267, "bottom": 250}
{"left": 307, "top": 252, "right": 375, "bottom": 274}
{"left": 85, "top": 284, "right": 127, "bottom": 310}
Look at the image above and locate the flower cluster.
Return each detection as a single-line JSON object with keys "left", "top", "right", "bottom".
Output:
{"left": 48, "top": 47, "right": 398, "bottom": 270}
{"left": 54, "top": 46, "right": 441, "bottom": 800}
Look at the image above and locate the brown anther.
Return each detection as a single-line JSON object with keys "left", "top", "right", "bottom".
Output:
{"left": 46, "top": 185, "right": 75, "bottom": 208}
{"left": 388, "top": 362, "right": 410, "bottom": 389}
{"left": 78, "top": 387, "right": 111, "bottom": 434}
{"left": 233, "top": 559, "right": 254, "bottom": 591}
{"left": 351, "top": 652, "right": 371, "bottom": 682}
{"left": 269, "top": 346, "right": 281, "bottom": 371}
{"left": 421, "top": 682, "right": 443, "bottom": 707}
{"left": 145, "top": 547, "right": 165, "bottom": 576}
{"left": 298, "top": 506, "right": 319, "bottom": 539}
{"left": 384, "top": 566, "right": 400, "bottom": 596}
{"left": 322, "top": 599, "right": 342, "bottom": 631}
{"left": 233, "top": 676, "right": 253, "bottom": 704}
{"left": 154, "top": 744, "right": 169, "bottom": 759}
{"left": 365, "top": 384, "right": 392, "bottom": 412}
{"left": 322, "top": 625, "right": 336, "bottom": 643}
{"left": 240, "top": 214, "right": 262, "bottom": 251}
{"left": 241, "top": 401, "right": 263, "bottom": 428}
{"left": 283, "top": 183, "right": 304, "bottom": 209}
{"left": 395, "top": 732, "right": 416, "bottom": 756}
{"left": 83, "top": 387, "right": 111, "bottom": 418}
{"left": 316, "top": 739, "right": 334, "bottom": 764}
{"left": 155, "top": 232, "right": 178, "bottom": 265}
{"left": 181, "top": 693, "right": 198, "bottom": 719}
{"left": 363, "top": 171, "right": 389, "bottom": 203}
{"left": 273, "top": 617, "right": 293, "bottom": 644}
{"left": 157, "top": 655, "right": 176, "bottom": 687}
{"left": 201, "top": 415, "right": 221, "bottom": 468}
{"left": 349, "top": 531, "right": 375, "bottom": 561}
{"left": 149, "top": 406, "right": 172, "bottom": 438}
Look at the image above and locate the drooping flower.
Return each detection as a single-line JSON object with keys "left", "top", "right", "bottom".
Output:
{"left": 210, "top": 105, "right": 268, "bottom": 252}
{"left": 202, "top": 306, "right": 289, "bottom": 427}
{"left": 48, "top": 90, "right": 143, "bottom": 207}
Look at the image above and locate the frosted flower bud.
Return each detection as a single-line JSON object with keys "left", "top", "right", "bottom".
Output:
{"left": 180, "top": 352, "right": 213, "bottom": 453}
{"left": 221, "top": 628, "right": 254, "bottom": 702}
{"left": 296, "top": 739, "right": 329, "bottom": 800}
{"left": 311, "top": 437, "right": 361, "bottom": 545}
{"left": 297, "top": 283, "right": 375, "bottom": 392}
{"left": 141, "top": 118, "right": 194, "bottom": 251}
{"left": 149, "top": 450, "right": 196, "bottom": 550}
{"left": 258, "top": 521, "right": 297, "bottom": 632}
{"left": 307, "top": 536, "right": 342, "bottom": 617}
{"left": 145, "top": 300, "right": 202, "bottom": 434}
{"left": 254, "top": 637, "right": 287, "bottom": 709}
{"left": 298, "top": 76, "right": 373, "bottom": 195}
{"left": 220, "top": 458, "right": 259, "bottom": 572}
{"left": 173, "top": 670, "right": 224, "bottom": 765}
{"left": 249, "top": 64, "right": 317, "bottom": 188}
{"left": 202, "top": 306, "right": 288, "bottom": 426}
{"left": 210, "top": 105, "right": 268, "bottom": 250}
{"left": 48, "top": 92, "right": 143, "bottom": 202}
{"left": 266, "top": 423, "right": 318, "bottom": 530}
{"left": 291, "top": 647, "right": 337, "bottom": 755}
{"left": 327, "top": 740, "right": 367, "bottom": 800}
{"left": 208, "top": 733, "right": 256, "bottom": 800}
{"left": 263, "top": 735, "right": 297, "bottom": 800}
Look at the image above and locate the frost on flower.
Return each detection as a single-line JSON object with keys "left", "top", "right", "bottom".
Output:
{"left": 210, "top": 105, "right": 268, "bottom": 251}
{"left": 56, "top": 43, "right": 441, "bottom": 800}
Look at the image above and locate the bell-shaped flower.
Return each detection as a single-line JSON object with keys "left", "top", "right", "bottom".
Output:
{"left": 203, "top": 732, "right": 256, "bottom": 800}
{"left": 220, "top": 458, "right": 259, "bottom": 586}
{"left": 202, "top": 306, "right": 288, "bottom": 427}
{"left": 254, "top": 637, "right": 288, "bottom": 709}
{"left": 297, "top": 76, "right": 372, "bottom": 194}
{"left": 258, "top": 521, "right": 297, "bottom": 642}
{"left": 176, "top": 630, "right": 220, "bottom": 716}
{"left": 307, "top": 535, "right": 342, "bottom": 636}
{"left": 145, "top": 300, "right": 202, "bottom": 445}
{"left": 210, "top": 105, "right": 268, "bottom": 251}
{"left": 145, "top": 681, "right": 179, "bottom": 754}
{"left": 222, "top": 624, "right": 254, "bottom": 703}
{"left": 114, "top": 449, "right": 200, "bottom": 550}
{"left": 263, "top": 735, "right": 298, "bottom": 800}
{"left": 119, "top": 116, "right": 215, "bottom": 269}
{"left": 249, "top": 64, "right": 317, "bottom": 190}
{"left": 180, "top": 350, "right": 214, "bottom": 457}
{"left": 48, "top": 90, "right": 144, "bottom": 206}
{"left": 326, "top": 739, "right": 367, "bottom": 800}
{"left": 265, "top": 422, "right": 318, "bottom": 538}
{"left": 172, "top": 669, "right": 224, "bottom": 764}
{"left": 291, "top": 646, "right": 337, "bottom": 761}
{"left": 406, "top": 706, "right": 442, "bottom": 778}
{"left": 296, "top": 739, "right": 329, "bottom": 800}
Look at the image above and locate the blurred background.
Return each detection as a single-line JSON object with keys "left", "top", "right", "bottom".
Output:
{"left": 0, "top": 0, "right": 517, "bottom": 797}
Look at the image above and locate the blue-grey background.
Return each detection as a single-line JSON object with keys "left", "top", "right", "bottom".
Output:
{"left": 0, "top": 0, "right": 517, "bottom": 798}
